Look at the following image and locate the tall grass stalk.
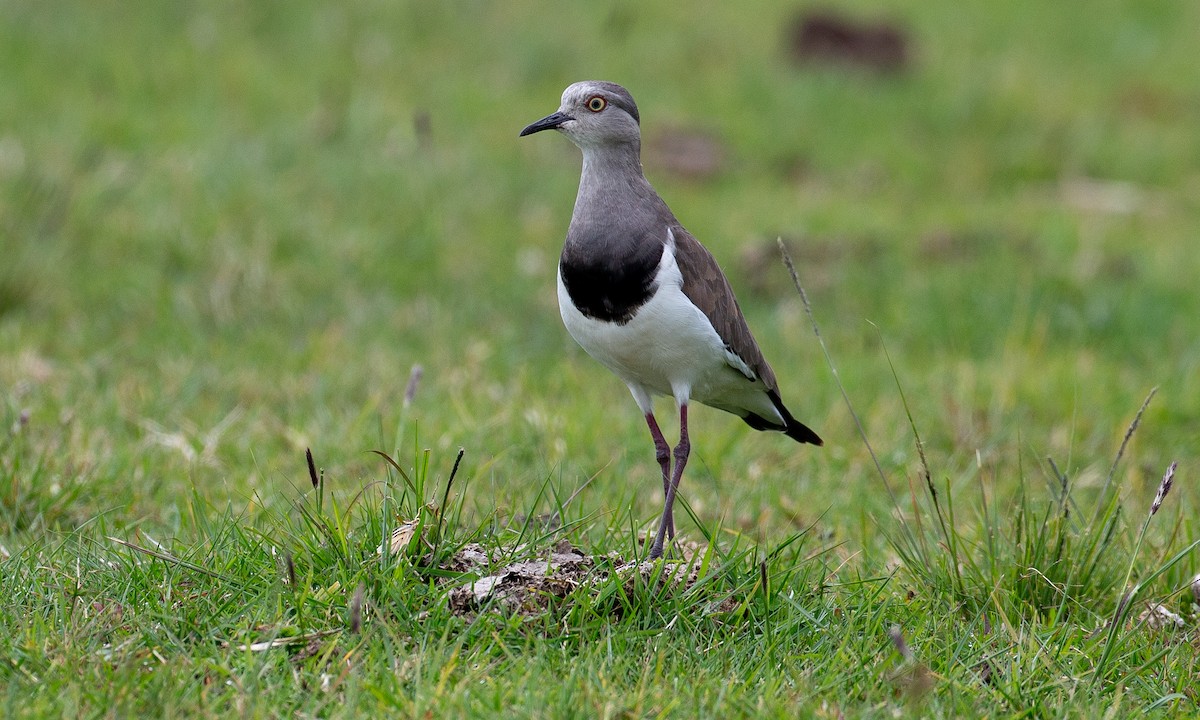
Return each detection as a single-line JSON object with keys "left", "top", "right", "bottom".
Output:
{"left": 1092, "top": 461, "right": 1188, "bottom": 684}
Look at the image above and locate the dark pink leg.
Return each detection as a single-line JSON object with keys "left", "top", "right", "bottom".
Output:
{"left": 650, "top": 404, "right": 690, "bottom": 560}
{"left": 644, "top": 412, "right": 672, "bottom": 528}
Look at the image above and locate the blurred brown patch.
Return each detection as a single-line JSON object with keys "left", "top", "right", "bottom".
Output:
{"left": 886, "top": 625, "right": 934, "bottom": 700}
{"left": 918, "top": 231, "right": 979, "bottom": 263}
{"left": 918, "top": 230, "right": 1008, "bottom": 263}
{"left": 413, "top": 110, "right": 432, "bottom": 151}
{"left": 787, "top": 10, "right": 910, "bottom": 73}
{"left": 1118, "top": 84, "right": 1182, "bottom": 121}
{"left": 645, "top": 126, "right": 727, "bottom": 182}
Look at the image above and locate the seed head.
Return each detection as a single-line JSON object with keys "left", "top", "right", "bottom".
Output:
{"left": 1149, "top": 461, "right": 1177, "bottom": 517}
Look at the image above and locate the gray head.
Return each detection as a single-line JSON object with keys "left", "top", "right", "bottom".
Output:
{"left": 519, "top": 81, "right": 641, "bottom": 149}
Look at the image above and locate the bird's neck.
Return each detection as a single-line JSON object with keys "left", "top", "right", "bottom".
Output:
{"left": 572, "top": 144, "right": 654, "bottom": 220}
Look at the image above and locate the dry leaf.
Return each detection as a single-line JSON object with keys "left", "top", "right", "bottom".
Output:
{"left": 377, "top": 517, "right": 422, "bottom": 556}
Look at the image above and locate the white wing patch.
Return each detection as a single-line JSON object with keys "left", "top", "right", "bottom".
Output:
{"left": 665, "top": 227, "right": 758, "bottom": 384}
{"left": 722, "top": 344, "right": 757, "bottom": 382}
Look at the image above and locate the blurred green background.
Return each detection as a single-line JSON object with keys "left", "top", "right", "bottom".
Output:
{"left": 4, "top": 2, "right": 1200, "bottom": 716}
{"left": 2, "top": 0, "right": 1198, "bottom": 539}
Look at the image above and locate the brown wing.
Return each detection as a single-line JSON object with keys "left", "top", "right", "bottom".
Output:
{"left": 670, "top": 225, "right": 779, "bottom": 392}
{"left": 671, "top": 225, "right": 823, "bottom": 446}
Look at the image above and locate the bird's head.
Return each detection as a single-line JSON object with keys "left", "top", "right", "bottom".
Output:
{"left": 520, "top": 81, "right": 641, "bottom": 149}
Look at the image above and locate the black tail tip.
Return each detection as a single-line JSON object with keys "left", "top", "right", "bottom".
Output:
{"left": 742, "top": 409, "right": 823, "bottom": 446}
{"left": 786, "top": 422, "right": 823, "bottom": 446}
{"left": 758, "top": 389, "right": 823, "bottom": 447}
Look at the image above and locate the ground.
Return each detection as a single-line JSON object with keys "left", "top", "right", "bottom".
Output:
{"left": 2, "top": 1, "right": 1199, "bottom": 717}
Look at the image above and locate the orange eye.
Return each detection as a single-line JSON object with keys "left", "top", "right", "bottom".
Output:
{"left": 586, "top": 96, "right": 607, "bottom": 112}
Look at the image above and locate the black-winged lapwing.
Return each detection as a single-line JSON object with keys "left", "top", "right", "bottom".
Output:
{"left": 521, "top": 81, "right": 822, "bottom": 559}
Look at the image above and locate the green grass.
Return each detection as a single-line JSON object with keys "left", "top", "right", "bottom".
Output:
{"left": 3, "top": 0, "right": 1200, "bottom": 716}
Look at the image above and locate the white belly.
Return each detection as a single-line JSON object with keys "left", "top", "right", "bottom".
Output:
{"left": 556, "top": 244, "right": 782, "bottom": 424}
{"left": 558, "top": 269, "right": 723, "bottom": 397}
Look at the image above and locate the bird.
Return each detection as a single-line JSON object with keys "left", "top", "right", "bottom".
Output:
{"left": 520, "top": 81, "right": 822, "bottom": 559}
